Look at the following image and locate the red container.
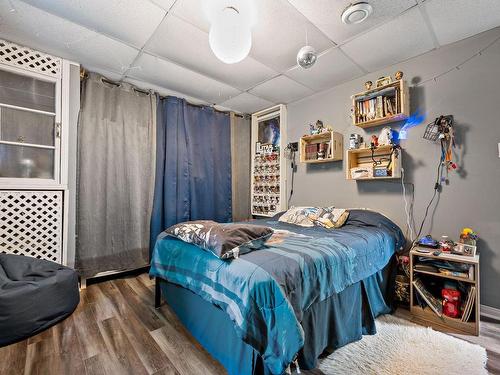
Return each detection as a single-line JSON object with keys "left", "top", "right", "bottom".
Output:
{"left": 442, "top": 288, "right": 461, "bottom": 318}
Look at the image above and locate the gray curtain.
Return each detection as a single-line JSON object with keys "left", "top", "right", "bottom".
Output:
{"left": 230, "top": 113, "right": 251, "bottom": 221}
{"left": 76, "top": 73, "right": 156, "bottom": 277}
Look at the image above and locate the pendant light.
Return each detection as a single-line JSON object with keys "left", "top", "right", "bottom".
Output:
{"left": 205, "top": 1, "right": 256, "bottom": 64}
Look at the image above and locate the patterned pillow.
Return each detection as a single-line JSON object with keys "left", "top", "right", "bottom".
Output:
{"left": 165, "top": 220, "right": 273, "bottom": 259}
{"left": 278, "top": 207, "right": 349, "bottom": 228}
{"left": 277, "top": 207, "right": 321, "bottom": 227}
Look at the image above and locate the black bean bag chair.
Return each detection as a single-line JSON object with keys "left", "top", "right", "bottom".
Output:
{"left": 0, "top": 254, "right": 80, "bottom": 346}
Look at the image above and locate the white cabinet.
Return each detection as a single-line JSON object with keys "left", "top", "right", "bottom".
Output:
{"left": 0, "top": 39, "right": 78, "bottom": 265}
{"left": 251, "top": 105, "right": 287, "bottom": 217}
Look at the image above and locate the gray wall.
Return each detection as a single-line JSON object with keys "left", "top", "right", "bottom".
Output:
{"left": 287, "top": 27, "right": 500, "bottom": 309}
{"left": 231, "top": 114, "right": 252, "bottom": 221}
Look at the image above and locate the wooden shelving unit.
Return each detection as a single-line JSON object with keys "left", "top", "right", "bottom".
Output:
{"left": 352, "top": 80, "right": 409, "bottom": 128}
{"left": 410, "top": 248, "right": 480, "bottom": 336}
{"left": 345, "top": 145, "right": 401, "bottom": 180}
{"left": 299, "top": 131, "right": 343, "bottom": 164}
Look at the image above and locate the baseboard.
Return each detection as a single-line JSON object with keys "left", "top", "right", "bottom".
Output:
{"left": 480, "top": 304, "right": 500, "bottom": 321}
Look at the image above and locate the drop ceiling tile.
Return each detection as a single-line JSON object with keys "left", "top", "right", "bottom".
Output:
{"left": 219, "top": 92, "right": 275, "bottom": 114}
{"left": 285, "top": 48, "right": 364, "bottom": 91}
{"left": 0, "top": 1, "right": 139, "bottom": 73}
{"left": 128, "top": 53, "right": 241, "bottom": 104}
{"left": 287, "top": 0, "right": 417, "bottom": 44}
{"left": 146, "top": 15, "right": 277, "bottom": 90}
{"left": 172, "top": 0, "right": 334, "bottom": 72}
{"left": 249, "top": 75, "right": 314, "bottom": 103}
{"left": 423, "top": 0, "right": 500, "bottom": 45}
{"left": 341, "top": 7, "right": 435, "bottom": 72}
{"left": 250, "top": 0, "right": 334, "bottom": 72}
{"left": 171, "top": 0, "right": 211, "bottom": 31}
{"left": 20, "top": 0, "right": 166, "bottom": 48}
{"left": 149, "top": 0, "right": 176, "bottom": 12}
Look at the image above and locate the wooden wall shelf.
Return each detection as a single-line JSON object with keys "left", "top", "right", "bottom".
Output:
{"left": 352, "top": 80, "right": 409, "bottom": 128}
{"left": 346, "top": 145, "right": 401, "bottom": 180}
{"left": 300, "top": 131, "right": 343, "bottom": 164}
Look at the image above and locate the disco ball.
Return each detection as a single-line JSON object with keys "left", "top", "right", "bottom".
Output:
{"left": 297, "top": 45, "right": 317, "bottom": 69}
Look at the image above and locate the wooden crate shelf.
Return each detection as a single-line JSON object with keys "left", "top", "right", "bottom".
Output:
{"left": 299, "top": 131, "right": 343, "bottom": 163}
{"left": 352, "top": 80, "right": 409, "bottom": 128}
{"left": 410, "top": 248, "right": 480, "bottom": 336}
{"left": 345, "top": 145, "right": 401, "bottom": 181}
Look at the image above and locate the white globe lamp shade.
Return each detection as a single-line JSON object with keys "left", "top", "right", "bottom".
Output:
{"left": 209, "top": 6, "right": 252, "bottom": 64}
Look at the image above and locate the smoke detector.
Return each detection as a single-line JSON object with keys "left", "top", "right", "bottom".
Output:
{"left": 341, "top": 2, "right": 373, "bottom": 24}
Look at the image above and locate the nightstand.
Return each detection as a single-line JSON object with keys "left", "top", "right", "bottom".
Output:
{"left": 409, "top": 247, "right": 480, "bottom": 336}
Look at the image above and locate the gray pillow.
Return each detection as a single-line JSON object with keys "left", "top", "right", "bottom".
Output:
{"left": 165, "top": 220, "right": 273, "bottom": 259}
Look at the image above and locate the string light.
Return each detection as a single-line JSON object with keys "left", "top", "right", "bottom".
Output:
{"left": 413, "top": 35, "right": 500, "bottom": 88}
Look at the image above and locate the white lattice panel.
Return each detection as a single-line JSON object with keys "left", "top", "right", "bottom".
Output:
{"left": 0, "top": 39, "right": 61, "bottom": 78}
{"left": 0, "top": 191, "right": 63, "bottom": 263}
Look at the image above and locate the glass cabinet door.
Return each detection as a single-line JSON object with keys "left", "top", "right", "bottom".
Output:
{"left": 0, "top": 68, "right": 59, "bottom": 183}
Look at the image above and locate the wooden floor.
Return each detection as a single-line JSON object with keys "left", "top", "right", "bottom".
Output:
{"left": 0, "top": 273, "right": 498, "bottom": 375}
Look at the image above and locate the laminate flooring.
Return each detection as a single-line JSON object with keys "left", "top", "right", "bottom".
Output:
{"left": 1, "top": 273, "right": 498, "bottom": 374}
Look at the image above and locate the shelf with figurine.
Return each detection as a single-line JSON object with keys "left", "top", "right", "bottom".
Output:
{"left": 409, "top": 228, "right": 480, "bottom": 336}
{"left": 299, "top": 120, "right": 343, "bottom": 163}
{"left": 352, "top": 71, "right": 410, "bottom": 128}
{"left": 346, "top": 127, "right": 402, "bottom": 180}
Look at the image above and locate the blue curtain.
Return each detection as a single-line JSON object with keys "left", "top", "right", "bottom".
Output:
{"left": 150, "top": 96, "right": 232, "bottom": 255}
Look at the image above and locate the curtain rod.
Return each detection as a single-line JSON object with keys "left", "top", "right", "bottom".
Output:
{"left": 158, "top": 94, "right": 246, "bottom": 118}
{"left": 80, "top": 67, "right": 247, "bottom": 118}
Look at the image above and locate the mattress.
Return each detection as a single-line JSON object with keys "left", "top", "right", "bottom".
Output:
{"left": 150, "top": 209, "right": 404, "bottom": 374}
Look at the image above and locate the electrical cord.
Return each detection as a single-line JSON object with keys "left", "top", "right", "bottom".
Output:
{"left": 414, "top": 152, "right": 444, "bottom": 243}
{"left": 401, "top": 168, "right": 415, "bottom": 242}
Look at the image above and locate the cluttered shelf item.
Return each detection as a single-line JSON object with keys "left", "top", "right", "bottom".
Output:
{"left": 409, "top": 229, "right": 480, "bottom": 336}
{"left": 251, "top": 105, "right": 287, "bottom": 218}
{"left": 299, "top": 122, "right": 343, "bottom": 163}
{"left": 352, "top": 72, "right": 409, "bottom": 128}
{"left": 346, "top": 126, "right": 402, "bottom": 181}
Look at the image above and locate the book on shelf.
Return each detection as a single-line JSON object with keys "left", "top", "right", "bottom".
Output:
{"left": 437, "top": 268, "right": 471, "bottom": 280}
{"left": 462, "top": 286, "right": 476, "bottom": 322}
{"left": 355, "top": 91, "right": 399, "bottom": 123}
{"left": 305, "top": 143, "right": 319, "bottom": 160}
{"left": 413, "top": 278, "right": 443, "bottom": 317}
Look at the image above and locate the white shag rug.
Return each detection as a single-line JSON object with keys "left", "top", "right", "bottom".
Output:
{"left": 318, "top": 315, "right": 488, "bottom": 375}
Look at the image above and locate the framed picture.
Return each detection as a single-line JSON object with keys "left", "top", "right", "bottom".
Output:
{"left": 454, "top": 242, "right": 477, "bottom": 257}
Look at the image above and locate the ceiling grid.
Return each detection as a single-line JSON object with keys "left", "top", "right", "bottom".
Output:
{"left": 0, "top": 0, "right": 498, "bottom": 113}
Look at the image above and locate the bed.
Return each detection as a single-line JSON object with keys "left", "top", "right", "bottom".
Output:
{"left": 150, "top": 209, "right": 405, "bottom": 375}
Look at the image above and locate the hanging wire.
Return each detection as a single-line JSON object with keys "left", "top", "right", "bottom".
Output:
{"left": 413, "top": 34, "right": 500, "bottom": 88}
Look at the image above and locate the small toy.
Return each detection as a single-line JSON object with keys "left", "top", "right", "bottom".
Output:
{"left": 378, "top": 127, "right": 393, "bottom": 146}
{"left": 370, "top": 135, "right": 378, "bottom": 147}
{"left": 349, "top": 133, "right": 362, "bottom": 149}
{"left": 442, "top": 288, "right": 461, "bottom": 319}
{"left": 418, "top": 235, "right": 439, "bottom": 248}
{"left": 459, "top": 227, "right": 478, "bottom": 248}
{"left": 309, "top": 120, "right": 325, "bottom": 135}
{"left": 364, "top": 81, "right": 373, "bottom": 90}
{"left": 395, "top": 70, "right": 404, "bottom": 80}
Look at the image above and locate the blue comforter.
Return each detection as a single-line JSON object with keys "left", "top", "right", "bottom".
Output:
{"left": 150, "top": 210, "right": 404, "bottom": 375}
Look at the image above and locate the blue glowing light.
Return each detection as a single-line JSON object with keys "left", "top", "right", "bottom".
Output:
{"left": 398, "top": 110, "right": 426, "bottom": 139}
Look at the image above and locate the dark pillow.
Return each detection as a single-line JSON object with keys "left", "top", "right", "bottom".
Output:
{"left": 165, "top": 220, "right": 273, "bottom": 259}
